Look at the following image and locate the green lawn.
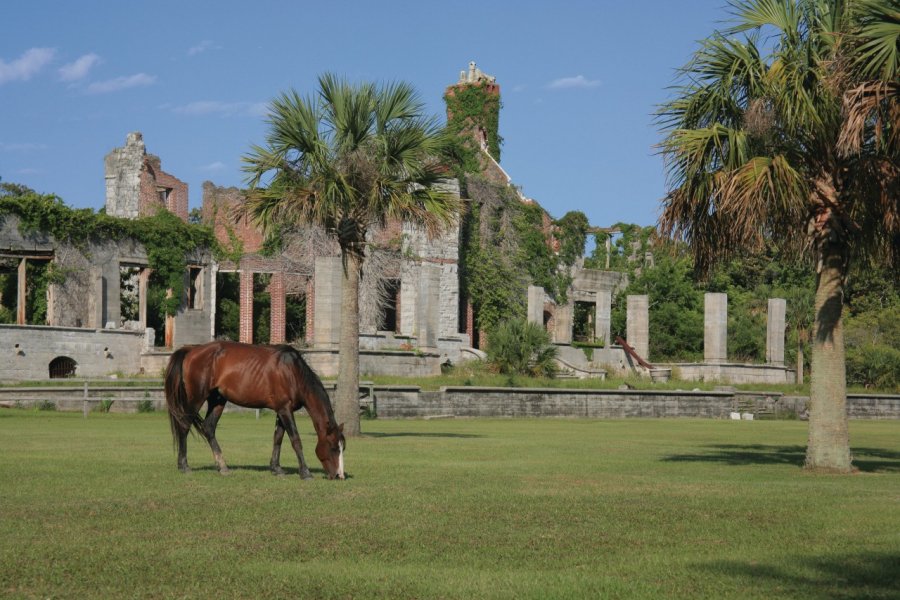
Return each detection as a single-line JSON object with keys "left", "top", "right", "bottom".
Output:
{"left": 1, "top": 411, "right": 898, "bottom": 599}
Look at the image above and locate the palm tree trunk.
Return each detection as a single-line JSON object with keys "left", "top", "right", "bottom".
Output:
{"left": 336, "top": 250, "right": 362, "bottom": 437}
{"left": 805, "top": 239, "right": 852, "bottom": 472}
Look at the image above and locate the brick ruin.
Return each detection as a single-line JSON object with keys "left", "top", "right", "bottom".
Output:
{"left": 0, "top": 62, "right": 795, "bottom": 383}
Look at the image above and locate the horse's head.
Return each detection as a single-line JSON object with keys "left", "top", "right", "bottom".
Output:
{"left": 316, "top": 422, "right": 346, "bottom": 480}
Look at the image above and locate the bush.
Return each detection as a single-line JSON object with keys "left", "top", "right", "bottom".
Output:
{"left": 487, "top": 319, "right": 557, "bottom": 377}
{"left": 137, "top": 399, "right": 155, "bottom": 413}
{"left": 846, "top": 344, "right": 900, "bottom": 390}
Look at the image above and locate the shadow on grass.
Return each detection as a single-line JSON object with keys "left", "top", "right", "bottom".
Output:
{"left": 662, "top": 444, "right": 900, "bottom": 472}
{"left": 190, "top": 465, "right": 354, "bottom": 479}
{"left": 362, "top": 432, "right": 482, "bottom": 439}
{"left": 703, "top": 552, "right": 900, "bottom": 600}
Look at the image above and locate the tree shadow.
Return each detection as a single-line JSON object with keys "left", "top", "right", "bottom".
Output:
{"left": 362, "top": 432, "right": 482, "bottom": 439}
{"left": 662, "top": 444, "right": 900, "bottom": 473}
{"left": 703, "top": 552, "right": 900, "bottom": 599}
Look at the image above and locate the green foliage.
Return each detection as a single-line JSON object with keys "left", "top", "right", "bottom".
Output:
{"left": 555, "top": 211, "right": 590, "bottom": 267}
{"left": 136, "top": 400, "right": 155, "bottom": 413}
{"left": 585, "top": 223, "right": 655, "bottom": 272}
{"left": 444, "top": 82, "right": 503, "bottom": 163}
{"left": 612, "top": 249, "right": 704, "bottom": 361}
{"left": 486, "top": 318, "right": 557, "bottom": 377}
{"left": 0, "top": 192, "right": 217, "bottom": 317}
{"left": 844, "top": 300, "right": 900, "bottom": 391}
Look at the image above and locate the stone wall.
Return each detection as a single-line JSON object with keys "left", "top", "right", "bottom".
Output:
{"left": 0, "top": 324, "right": 145, "bottom": 380}
{"left": 373, "top": 387, "right": 900, "bottom": 420}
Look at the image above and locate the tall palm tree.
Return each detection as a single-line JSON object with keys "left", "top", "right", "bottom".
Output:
{"left": 658, "top": 0, "right": 898, "bottom": 472}
{"left": 243, "top": 74, "right": 462, "bottom": 436}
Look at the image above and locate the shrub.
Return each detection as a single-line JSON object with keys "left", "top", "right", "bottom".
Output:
{"left": 137, "top": 399, "right": 155, "bottom": 413}
{"left": 487, "top": 319, "right": 557, "bottom": 377}
{"left": 846, "top": 344, "right": 900, "bottom": 390}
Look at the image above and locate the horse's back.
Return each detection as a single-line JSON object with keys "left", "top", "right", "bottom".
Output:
{"left": 183, "top": 341, "right": 291, "bottom": 410}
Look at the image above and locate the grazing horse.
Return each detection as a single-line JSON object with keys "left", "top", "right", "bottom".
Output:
{"left": 164, "top": 341, "right": 345, "bottom": 480}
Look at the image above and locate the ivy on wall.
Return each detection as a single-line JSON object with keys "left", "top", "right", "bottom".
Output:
{"left": 0, "top": 191, "right": 218, "bottom": 316}
{"left": 444, "top": 82, "right": 503, "bottom": 169}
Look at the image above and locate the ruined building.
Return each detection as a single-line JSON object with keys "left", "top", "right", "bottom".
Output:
{"left": 0, "top": 62, "right": 794, "bottom": 384}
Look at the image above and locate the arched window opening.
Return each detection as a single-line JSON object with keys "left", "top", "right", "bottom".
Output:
{"left": 49, "top": 356, "right": 77, "bottom": 379}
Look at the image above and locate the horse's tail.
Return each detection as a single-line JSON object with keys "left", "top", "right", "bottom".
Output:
{"left": 164, "top": 346, "right": 204, "bottom": 448}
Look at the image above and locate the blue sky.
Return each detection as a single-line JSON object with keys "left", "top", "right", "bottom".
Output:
{"left": 1, "top": 0, "right": 727, "bottom": 228}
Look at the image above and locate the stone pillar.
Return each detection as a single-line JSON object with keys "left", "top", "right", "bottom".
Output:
{"left": 626, "top": 295, "right": 649, "bottom": 360}
{"left": 138, "top": 268, "right": 150, "bottom": 329}
{"left": 88, "top": 266, "right": 104, "bottom": 329}
{"left": 766, "top": 298, "right": 786, "bottom": 366}
{"left": 527, "top": 285, "right": 544, "bottom": 327}
{"left": 16, "top": 258, "right": 26, "bottom": 325}
{"left": 704, "top": 292, "right": 728, "bottom": 364}
{"left": 313, "top": 256, "right": 342, "bottom": 349}
{"left": 554, "top": 303, "right": 573, "bottom": 344}
{"left": 596, "top": 289, "right": 612, "bottom": 345}
{"left": 239, "top": 271, "right": 254, "bottom": 344}
{"left": 417, "top": 263, "right": 441, "bottom": 350}
{"left": 269, "top": 272, "right": 286, "bottom": 344}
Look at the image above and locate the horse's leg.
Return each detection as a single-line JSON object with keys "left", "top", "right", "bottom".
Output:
{"left": 203, "top": 399, "right": 230, "bottom": 475}
{"left": 270, "top": 416, "right": 286, "bottom": 476}
{"left": 176, "top": 422, "right": 191, "bottom": 473}
{"left": 278, "top": 408, "right": 313, "bottom": 480}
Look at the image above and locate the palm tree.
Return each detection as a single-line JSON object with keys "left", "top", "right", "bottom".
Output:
{"left": 243, "top": 74, "right": 462, "bottom": 436}
{"left": 658, "top": 0, "right": 898, "bottom": 472}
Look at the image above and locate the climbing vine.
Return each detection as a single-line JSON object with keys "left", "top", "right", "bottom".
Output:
{"left": 444, "top": 82, "right": 503, "bottom": 167}
{"left": 0, "top": 192, "right": 218, "bottom": 316}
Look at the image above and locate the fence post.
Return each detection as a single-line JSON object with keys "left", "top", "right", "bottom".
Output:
{"left": 82, "top": 382, "right": 88, "bottom": 418}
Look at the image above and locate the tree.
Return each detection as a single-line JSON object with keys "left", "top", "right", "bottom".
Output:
{"left": 658, "top": 0, "right": 899, "bottom": 471}
{"left": 242, "top": 74, "right": 461, "bottom": 436}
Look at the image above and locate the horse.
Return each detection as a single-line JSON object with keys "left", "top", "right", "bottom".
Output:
{"left": 164, "top": 341, "right": 345, "bottom": 480}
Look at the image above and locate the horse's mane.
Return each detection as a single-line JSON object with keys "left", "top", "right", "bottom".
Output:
{"left": 274, "top": 345, "right": 336, "bottom": 424}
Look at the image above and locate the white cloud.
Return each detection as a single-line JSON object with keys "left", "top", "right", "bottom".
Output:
{"left": 59, "top": 53, "right": 101, "bottom": 81}
{"left": 547, "top": 75, "right": 601, "bottom": 90}
{"left": 187, "top": 40, "right": 216, "bottom": 56}
{"left": 171, "top": 100, "right": 267, "bottom": 118}
{"left": 0, "top": 48, "right": 56, "bottom": 85}
{"left": 200, "top": 161, "right": 226, "bottom": 172}
{"left": 86, "top": 73, "right": 156, "bottom": 94}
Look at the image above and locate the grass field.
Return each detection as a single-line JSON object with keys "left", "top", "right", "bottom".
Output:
{"left": 1, "top": 411, "right": 898, "bottom": 599}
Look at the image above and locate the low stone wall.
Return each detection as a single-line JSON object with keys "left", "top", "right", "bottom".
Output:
{"left": 303, "top": 348, "right": 441, "bottom": 378}
{"left": 0, "top": 325, "right": 145, "bottom": 380}
{"left": 668, "top": 362, "right": 796, "bottom": 385}
{"left": 2, "top": 384, "right": 896, "bottom": 420}
{"left": 373, "top": 388, "right": 900, "bottom": 420}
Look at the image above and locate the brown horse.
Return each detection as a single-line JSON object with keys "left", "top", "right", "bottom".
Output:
{"left": 164, "top": 341, "right": 345, "bottom": 480}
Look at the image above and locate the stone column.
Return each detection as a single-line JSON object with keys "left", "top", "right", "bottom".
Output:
{"left": 554, "top": 303, "right": 573, "bottom": 344}
{"left": 417, "top": 263, "right": 441, "bottom": 350}
{"left": 596, "top": 289, "right": 612, "bottom": 345}
{"left": 313, "top": 256, "right": 342, "bottom": 349}
{"left": 16, "top": 258, "right": 26, "bottom": 325}
{"left": 88, "top": 266, "right": 104, "bottom": 329}
{"left": 138, "top": 268, "right": 150, "bottom": 329}
{"left": 766, "top": 298, "right": 786, "bottom": 366}
{"left": 268, "top": 271, "right": 286, "bottom": 344}
{"left": 527, "top": 285, "right": 544, "bottom": 327}
{"left": 238, "top": 271, "right": 254, "bottom": 344}
{"left": 704, "top": 292, "right": 728, "bottom": 364}
{"left": 626, "top": 295, "right": 649, "bottom": 360}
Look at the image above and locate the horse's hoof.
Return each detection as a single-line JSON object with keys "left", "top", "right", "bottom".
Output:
{"left": 179, "top": 466, "right": 192, "bottom": 474}
{"left": 219, "top": 468, "right": 231, "bottom": 476}
{"left": 271, "top": 467, "right": 285, "bottom": 476}
{"left": 300, "top": 470, "right": 313, "bottom": 480}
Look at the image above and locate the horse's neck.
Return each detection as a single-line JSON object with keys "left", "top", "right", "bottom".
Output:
{"left": 304, "top": 394, "right": 336, "bottom": 438}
